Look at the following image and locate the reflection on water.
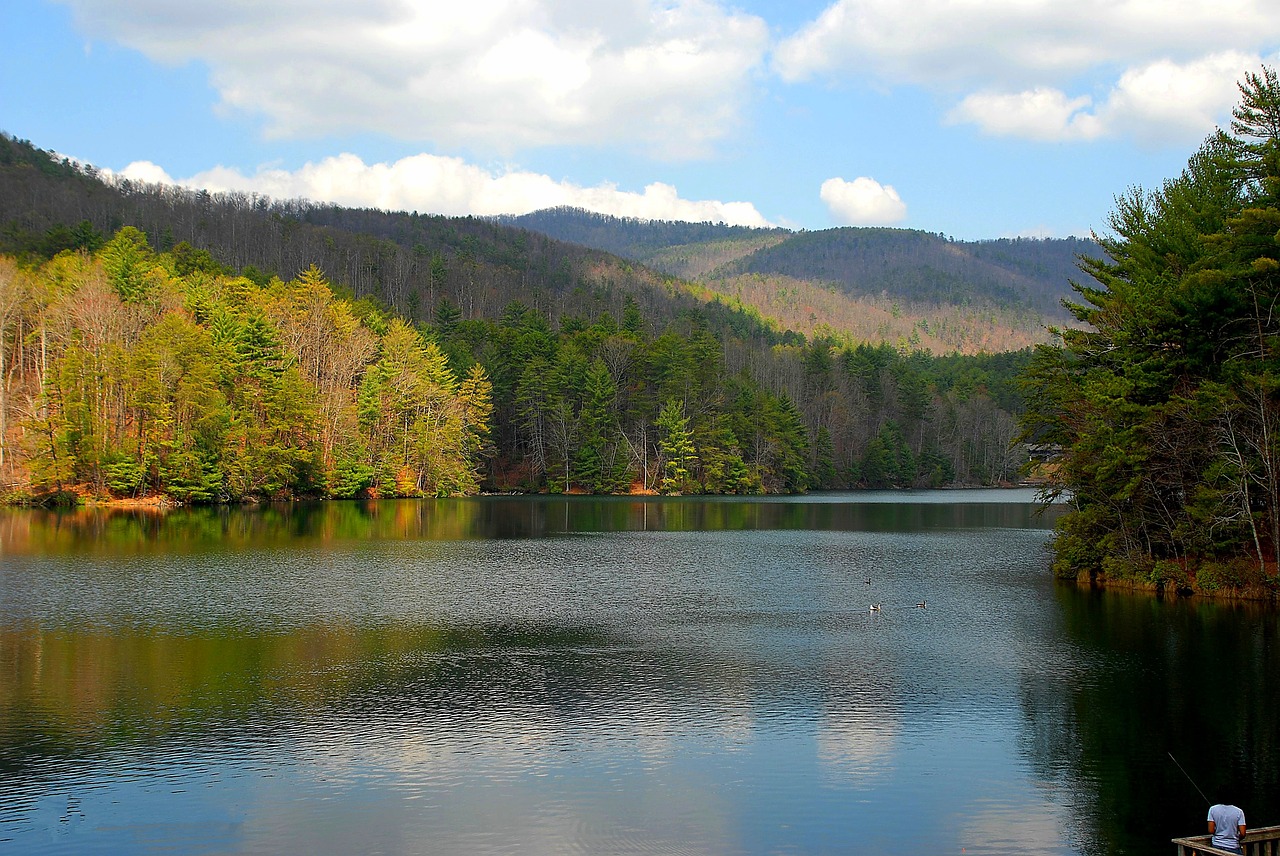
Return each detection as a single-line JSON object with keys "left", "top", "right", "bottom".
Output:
{"left": 1018, "top": 588, "right": 1280, "bottom": 855}
{"left": 0, "top": 490, "right": 1056, "bottom": 554}
{"left": 1, "top": 491, "right": 1275, "bottom": 855}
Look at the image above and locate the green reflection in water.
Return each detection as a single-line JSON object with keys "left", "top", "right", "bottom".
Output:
{"left": 0, "top": 620, "right": 624, "bottom": 773}
{"left": 1, "top": 500, "right": 483, "bottom": 555}
{"left": 0, "top": 495, "right": 1058, "bottom": 556}
{"left": 1019, "top": 585, "right": 1280, "bottom": 851}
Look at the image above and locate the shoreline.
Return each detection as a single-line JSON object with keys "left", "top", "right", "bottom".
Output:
{"left": 1062, "top": 570, "right": 1279, "bottom": 604}
{"left": 5, "top": 482, "right": 1046, "bottom": 510}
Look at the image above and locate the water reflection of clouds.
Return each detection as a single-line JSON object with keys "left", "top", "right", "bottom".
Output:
{"left": 817, "top": 706, "right": 900, "bottom": 782}
{"left": 278, "top": 702, "right": 746, "bottom": 854}
{"left": 295, "top": 696, "right": 764, "bottom": 784}
{"left": 957, "top": 800, "right": 1073, "bottom": 856}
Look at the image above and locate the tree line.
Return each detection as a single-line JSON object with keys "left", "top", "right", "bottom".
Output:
{"left": 1020, "top": 67, "right": 1280, "bottom": 597}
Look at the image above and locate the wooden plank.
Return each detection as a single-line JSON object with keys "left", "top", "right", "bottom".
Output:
{"left": 1174, "top": 825, "right": 1280, "bottom": 856}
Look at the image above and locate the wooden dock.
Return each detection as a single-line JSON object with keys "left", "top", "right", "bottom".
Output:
{"left": 1173, "top": 824, "right": 1280, "bottom": 855}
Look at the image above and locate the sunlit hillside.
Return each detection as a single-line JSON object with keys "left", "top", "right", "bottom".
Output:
{"left": 503, "top": 207, "right": 1101, "bottom": 353}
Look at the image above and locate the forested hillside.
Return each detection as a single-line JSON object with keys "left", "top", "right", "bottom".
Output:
{"left": 1020, "top": 68, "right": 1280, "bottom": 598}
{"left": 506, "top": 208, "right": 1093, "bottom": 316}
{"left": 720, "top": 228, "right": 1092, "bottom": 316}
{"left": 0, "top": 133, "right": 1035, "bottom": 501}
{"left": 0, "top": 246, "right": 489, "bottom": 502}
{"left": 495, "top": 207, "right": 787, "bottom": 262}
{"left": 0, "top": 135, "right": 718, "bottom": 337}
{"left": 503, "top": 207, "right": 1100, "bottom": 353}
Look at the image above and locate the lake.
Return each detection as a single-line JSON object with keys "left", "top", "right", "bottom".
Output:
{"left": 1, "top": 490, "right": 1276, "bottom": 855}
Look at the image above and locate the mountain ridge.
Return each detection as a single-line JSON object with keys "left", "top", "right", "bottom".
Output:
{"left": 2, "top": 134, "right": 1096, "bottom": 355}
{"left": 499, "top": 207, "right": 1097, "bottom": 319}
{"left": 499, "top": 207, "right": 1101, "bottom": 352}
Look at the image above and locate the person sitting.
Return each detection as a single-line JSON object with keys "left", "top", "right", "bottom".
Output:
{"left": 1207, "top": 801, "right": 1247, "bottom": 854}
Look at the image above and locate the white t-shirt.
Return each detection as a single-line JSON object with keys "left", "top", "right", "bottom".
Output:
{"left": 1208, "top": 803, "right": 1246, "bottom": 850}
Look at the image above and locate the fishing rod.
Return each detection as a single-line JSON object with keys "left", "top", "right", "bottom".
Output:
{"left": 1168, "top": 751, "right": 1211, "bottom": 806}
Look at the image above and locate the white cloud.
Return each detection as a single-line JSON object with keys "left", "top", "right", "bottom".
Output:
{"left": 774, "top": 0, "right": 1278, "bottom": 86}
{"left": 115, "top": 159, "right": 174, "bottom": 185}
{"left": 947, "top": 89, "right": 1104, "bottom": 142}
{"left": 947, "top": 51, "right": 1268, "bottom": 143}
{"left": 117, "top": 154, "right": 773, "bottom": 227}
{"left": 819, "top": 176, "right": 906, "bottom": 225}
{"left": 776, "top": 0, "right": 1280, "bottom": 144}
{"left": 1099, "top": 51, "right": 1262, "bottom": 142}
{"left": 56, "top": 0, "right": 769, "bottom": 159}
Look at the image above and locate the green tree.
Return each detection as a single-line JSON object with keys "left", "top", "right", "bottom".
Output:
{"left": 812, "top": 425, "right": 838, "bottom": 489}
{"left": 359, "top": 319, "right": 470, "bottom": 496}
{"left": 622, "top": 294, "right": 645, "bottom": 338}
{"left": 573, "top": 359, "right": 627, "bottom": 492}
{"left": 434, "top": 297, "right": 461, "bottom": 338}
{"left": 698, "top": 425, "right": 753, "bottom": 494}
{"left": 100, "top": 227, "right": 156, "bottom": 303}
{"left": 862, "top": 422, "right": 915, "bottom": 489}
{"left": 458, "top": 362, "right": 494, "bottom": 482}
{"left": 1020, "top": 66, "right": 1280, "bottom": 588}
{"left": 657, "top": 398, "right": 697, "bottom": 494}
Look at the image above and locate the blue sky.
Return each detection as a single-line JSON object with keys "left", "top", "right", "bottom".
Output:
{"left": 3, "top": 0, "right": 1278, "bottom": 239}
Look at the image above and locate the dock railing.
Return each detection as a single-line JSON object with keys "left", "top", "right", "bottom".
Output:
{"left": 1173, "top": 824, "right": 1280, "bottom": 856}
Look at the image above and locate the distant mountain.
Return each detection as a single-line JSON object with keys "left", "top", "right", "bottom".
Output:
{"left": 501, "top": 208, "right": 1103, "bottom": 349}
{"left": 495, "top": 206, "right": 787, "bottom": 261}
{"left": 716, "top": 227, "right": 1096, "bottom": 318}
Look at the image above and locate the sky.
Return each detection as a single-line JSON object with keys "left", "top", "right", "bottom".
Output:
{"left": 2, "top": 0, "right": 1278, "bottom": 240}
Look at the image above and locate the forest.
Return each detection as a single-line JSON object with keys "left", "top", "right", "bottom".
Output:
{"left": 494, "top": 207, "right": 788, "bottom": 261}
{"left": 503, "top": 206, "right": 1098, "bottom": 354}
{"left": 0, "top": 243, "right": 490, "bottom": 502}
{"left": 502, "top": 207, "right": 1096, "bottom": 320}
{"left": 0, "top": 134, "right": 1034, "bottom": 502}
{"left": 1020, "top": 67, "right": 1280, "bottom": 598}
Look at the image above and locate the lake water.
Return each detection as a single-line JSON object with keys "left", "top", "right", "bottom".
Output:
{"left": 1, "top": 490, "right": 1276, "bottom": 855}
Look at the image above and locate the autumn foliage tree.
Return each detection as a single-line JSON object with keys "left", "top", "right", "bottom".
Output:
{"left": 0, "top": 238, "right": 490, "bottom": 501}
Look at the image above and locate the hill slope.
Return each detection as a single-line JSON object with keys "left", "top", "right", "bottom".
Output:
{"left": 494, "top": 206, "right": 788, "bottom": 262}
{"left": 503, "top": 208, "right": 1101, "bottom": 351}
{"left": 0, "top": 134, "right": 779, "bottom": 346}
{"left": 718, "top": 228, "right": 1092, "bottom": 317}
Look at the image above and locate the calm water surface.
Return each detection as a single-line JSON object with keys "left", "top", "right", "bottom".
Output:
{"left": 1, "top": 490, "right": 1276, "bottom": 855}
